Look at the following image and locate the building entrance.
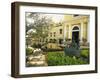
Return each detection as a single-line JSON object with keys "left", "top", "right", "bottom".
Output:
{"left": 72, "top": 26, "right": 79, "bottom": 45}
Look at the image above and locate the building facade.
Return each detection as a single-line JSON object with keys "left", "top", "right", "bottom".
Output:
{"left": 46, "top": 15, "right": 89, "bottom": 49}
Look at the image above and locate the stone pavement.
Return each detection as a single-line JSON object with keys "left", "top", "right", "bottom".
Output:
{"left": 26, "top": 52, "right": 48, "bottom": 67}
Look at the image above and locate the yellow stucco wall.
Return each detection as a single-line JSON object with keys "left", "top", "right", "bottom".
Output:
{"left": 47, "top": 26, "right": 64, "bottom": 39}
{"left": 46, "top": 15, "right": 89, "bottom": 48}
{"left": 64, "top": 15, "right": 89, "bottom": 40}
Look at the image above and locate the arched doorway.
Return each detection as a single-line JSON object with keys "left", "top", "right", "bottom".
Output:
{"left": 72, "top": 26, "right": 79, "bottom": 45}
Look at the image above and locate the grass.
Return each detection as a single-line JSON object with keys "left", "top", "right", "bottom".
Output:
{"left": 47, "top": 49, "right": 89, "bottom": 66}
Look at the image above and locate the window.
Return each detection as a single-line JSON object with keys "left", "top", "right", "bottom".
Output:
{"left": 59, "top": 39, "right": 63, "bottom": 44}
{"left": 50, "top": 33, "right": 52, "bottom": 37}
{"left": 73, "top": 26, "right": 79, "bottom": 30}
{"left": 54, "top": 32, "right": 56, "bottom": 37}
{"left": 59, "top": 29, "right": 62, "bottom": 34}
{"left": 53, "top": 39, "right": 56, "bottom": 43}
{"left": 50, "top": 39, "right": 52, "bottom": 43}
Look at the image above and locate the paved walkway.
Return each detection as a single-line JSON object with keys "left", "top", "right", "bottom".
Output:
{"left": 26, "top": 54, "right": 48, "bottom": 67}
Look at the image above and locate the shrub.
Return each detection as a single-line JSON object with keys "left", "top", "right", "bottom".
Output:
{"left": 80, "top": 49, "right": 89, "bottom": 58}
{"left": 26, "top": 48, "right": 33, "bottom": 56}
{"left": 31, "top": 43, "right": 41, "bottom": 48}
{"left": 47, "top": 49, "right": 63, "bottom": 52}
{"left": 47, "top": 52, "right": 87, "bottom": 66}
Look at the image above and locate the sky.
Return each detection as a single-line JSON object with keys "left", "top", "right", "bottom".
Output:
{"left": 26, "top": 13, "right": 65, "bottom": 24}
{"left": 43, "top": 14, "right": 64, "bottom": 23}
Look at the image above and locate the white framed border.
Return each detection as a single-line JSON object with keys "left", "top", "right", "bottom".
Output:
{"left": 19, "top": 5, "right": 96, "bottom": 75}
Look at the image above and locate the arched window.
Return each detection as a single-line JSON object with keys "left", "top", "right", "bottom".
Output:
{"left": 73, "top": 26, "right": 79, "bottom": 30}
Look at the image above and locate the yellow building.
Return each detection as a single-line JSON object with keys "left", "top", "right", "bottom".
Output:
{"left": 64, "top": 15, "right": 89, "bottom": 43}
{"left": 47, "top": 14, "right": 89, "bottom": 49}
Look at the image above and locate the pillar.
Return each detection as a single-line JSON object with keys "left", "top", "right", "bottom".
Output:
{"left": 87, "top": 20, "right": 90, "bottom": 43}
{"left": 80, "top": 22, "right": 84, "bottom": 42}
{"left": 68, "top": 24, "right": 72, "bottom": 39}
{"left": 63, "top": 25, "right": 67, "bottom": 42}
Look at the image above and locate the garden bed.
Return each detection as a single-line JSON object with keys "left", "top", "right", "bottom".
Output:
{"left": 47, "top": 49, "right": 89, "bottom": 66}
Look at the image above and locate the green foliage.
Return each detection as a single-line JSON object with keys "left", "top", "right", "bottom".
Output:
{"left": 26, "top": 13, "right": 54, "bottom": 39}
{"left": 31, "top": 43, "right": 42, "bottom": 48}
{"left": 26, "top": 48, "right": 33, "bottom": 56}
{"left": 47, "top": 52, "right": 87, "bottom": 66}
{"left": 80, "top": 49, "right": 89, "bottom": 58}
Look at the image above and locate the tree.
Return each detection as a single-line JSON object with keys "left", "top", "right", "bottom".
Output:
{"left": 26, "top": 13, "right": 54, "bottom": 47}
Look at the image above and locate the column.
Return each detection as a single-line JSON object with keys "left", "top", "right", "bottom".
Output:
{"left": 87, "top": 20, "right": 90, "bottom": 43}
{"left": 80, "top": 22, "right": 84, "bottom": 42}
{"left": 63, "top": 25, "right": 66, "bottom": 42}
{"left": 68, "top": 24, "right": 72, "bottom": 39}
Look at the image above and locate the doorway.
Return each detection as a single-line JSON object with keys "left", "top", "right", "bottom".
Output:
{"left": 72, "top": 26, "right": 79, "bottom": 45}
